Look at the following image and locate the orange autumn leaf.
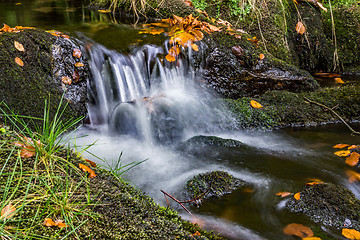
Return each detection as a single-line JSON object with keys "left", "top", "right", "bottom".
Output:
{"left": 306, "top": 182, "right": 321, "bottom": 186}
{"left": 345, "top": 152, "right": 360, "bottom": 167}
{"left": 333, "top": 143, "right": 350, "bottom": 149}
{"left": 15, "top": 57, "right": 24, "bottom": 66}
{"left": 276, "top": 192, "right": 292, "bottom": 197}
{"left": 43, "top": 218, "right": 56, "bottom": 227}
{"left": 348, "top": 145, "right": 358, "bottom": 150}
{"left": 0, "top": 24, "right": 11, "bottom": 32}
{"left": 247, "top": 36, "right": 259, "bottom": 46}
{"left": 191, "top": 230, "right": 201, "bottom": 236}
{"left": 250, "top": 100, "right": 263, "bottom": 109}
{"left": 79, "top": 163, "right": 96, "bottom": 178}
{"left": 342, "top": 228, "right": 360, "bottom": 239}
{"left": 98, "top": 9, "right": 111, "bottom": 13}
{"left": 61, "top": 76, "right": 72, "bottom": 85}
{"left": 72, "top": 48, "right": 81, "bottom": 58}
{"left": 191, "top": 43, "right": 199, "bottom": 51}
{"left": 259, "top": 53, "right": 265, "bottom": 60}
{"left": 334, "top": 150, "right": 351, "bottom": 157}
{"left": 74, "top": 62, "right": 84, "bottom": 67}
{"left": 1, "top": 204, "right": 16, "bottom": 220}
{"left": 303, "top": 237, "right": 322, "bottom": 240}
{"left": 165, "top": 54, "right": 176, "bottom": 62}
{"left": 345, "top": 170, "right": 360, "bottom": 183}
{"left": 61, "top": 35, "right": 69, "bottom": 39}
{"left": 335, "top": 77, "right": 345, "bottom": 84}
{"left": 85, "top": 159, "right": 97, "bottom": 167}
{"left": 20, "top": 146, "right": 36, "bottom": 158}
{"left": 283, "top": 223, "right": 313, "bottom": 238}
{"left": 305, "top": 178, "right": 324, "bottom": 183}
{"left": 296, "top": 21, "right": 306, "bottom": 35}
{"left": 14, "top": 41, "right": 25, "bottom": 52}
{"left": 294, "top": 192, "right": 300, "bottom": 200}
{"left": 54, "top": 219, "right": 68, "bottom": 228}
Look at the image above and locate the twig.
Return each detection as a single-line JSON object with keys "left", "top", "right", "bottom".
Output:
{"left": 304, "top": 97, "right": 360, "bottom": 135}
{"left": 160, "top": 190, "right": 192, "bottom": 215}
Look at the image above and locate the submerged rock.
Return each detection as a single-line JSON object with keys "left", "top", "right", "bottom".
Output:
{"left": 185, "top": 171, "right": 244, "bottom": 201}
{"left": 286, "top": 183, "right": 360, "bottom": 230}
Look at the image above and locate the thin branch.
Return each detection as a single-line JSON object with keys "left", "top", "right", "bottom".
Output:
{"left": 160, "top": 190, "right": 192, "bottom": 215}
{"left": 304, "top": 97, "right": 360, "bottom": 135}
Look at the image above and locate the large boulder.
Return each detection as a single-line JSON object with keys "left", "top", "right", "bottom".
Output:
{"left": 0, "top": 29, "right": 88, "bottom": 126}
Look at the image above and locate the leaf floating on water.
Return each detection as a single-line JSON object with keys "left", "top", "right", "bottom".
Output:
{"left": 333, "top": 143, "right": 350, "bottom": 149}
{"left": 296, "top": 21, "right": 306, "bottom": 35}
{"left": 345, "top": 170, "right": 360, "bottom": 183}
{"left": 342, "top": 228, "right": 360, "bottom": 239}
{"left": 98, "top": 9, "right": 111, "bottom": 13}
{"left": 334, "top": 150, "right": 351, "bottom": 157}
{"left": 72, "top": 48, "right": 81, "bottom": 58}
{"left": 276, "top": 192, "right": 292, "bottom": 197}
{"left": 61, "top": 76, "right": 72, "bottom": 85}
{"left": 14, "top": 41, "right": 25, "bottom": 52}
{"left": 250, "top": 100, "right": 263, "bottom": 109}
{"left": 345, "top": 152, "right": 360, "bottom": 167}
{"left": 79, "top": 163, "right": 96, "bottom": 178}
{"left": 348, "top": 145, "right": 358, "bottom": 150}
{"left": 294, "top": 192, "right": 300, "bottom": 200}
{"left": 1, "top": 204, "right": 16, "bottom": 220}
{"left": 74, "top": 62, "right": 84, "bottom": 67}
{"left": 15, "top": 57, "right": 24, "bottom": 66}
{"left": 283, "top": 223, "right": 313, "bottom": 238}
{"left": 335, "top": 77, "right": 345, "bottom": 84}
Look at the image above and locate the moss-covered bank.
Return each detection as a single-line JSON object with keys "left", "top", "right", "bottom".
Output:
{"left": 0, "top": 129, "right": 222, "bottom": 239}
{"left": 225, "top": 84, "right": 360, "bottom": 130}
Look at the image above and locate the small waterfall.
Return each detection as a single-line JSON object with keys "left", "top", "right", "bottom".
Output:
{"left": 85, "top": 42, "right": 235, "bottom": 145}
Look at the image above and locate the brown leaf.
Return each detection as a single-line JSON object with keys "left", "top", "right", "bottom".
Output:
{"left": 294, "top": 192, "right": 300, "bottom": 200}
{"left": 79, "top": 163, "right": 96, "bottom": 178}
{"left": 345, "top": 152, "right": 360, "bottom": 167}
{"left": 61, "top": 76, "right": 72, "bottom": 85}
{"left": 15, "top": 57, "right": 24, "bottom": 66}
{"left": 43, "top": 218, "right": 56, "bottom": 227}
{"left": 72, "top": 71, "right": 79, "bottom": 82}
{"left": 283, "top": 223, "right": 313, "bottom": 238}
{"left": 72, "top": 48, "right": 82, "bottom": 58}
{"left": 1, "top": 204, "right": 16, "bottom": 220}
{"left": 74, "top": 62, "right": 84, "bottom": 67}
{"left": 231, "top": 46, "right": 244, "bottom": 58}
{"left": 333, "top": 143, "right": 350, "bottom": 149}
{"left": 14, "top": 41, "right": 25, "bottom": 52}
{"left": 296, "top": 21, "right": 306, "bottom": 35}
{"left": 250, "top": 100, "right": 263, "bottom": 109}
{"left": 276, "top": 192, "right": 291, "bottom": 197}
{"left": 20, "top": 146, "right": 36, "bottom": 158}
{"left": 335, "top": 77, "right": 345, "bottom": 84}
{"left": 334, "top": 150, "right": 351, "bottom": 157}
{"left": 85, "top": 159, "right": 97, "bottom": 167}
{"left": 342, "top": 228, "right": 360, "bottom": 239}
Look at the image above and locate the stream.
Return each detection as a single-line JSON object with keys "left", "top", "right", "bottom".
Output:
{"left": 2, "top": 1, "right": 360, "bottom": 239}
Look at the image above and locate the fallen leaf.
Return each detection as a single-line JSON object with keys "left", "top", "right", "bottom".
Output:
{"left": 191, "top": 231, "right": 201, "bottom": 236}
{"left": 72, "top": 71, "right": 79, "bottom": 82}
{"left": 98, "top": 9, "right": 111, "bottom": 13}
{"left": 342, "top": 228, "right": 360, "bottom": 239}
{"left": 296, "top": 21, "right": 306, "bottom": 35}
{"left": 20, "top": 146, "right": 36, "bottom": 158}
{"left": 1, "top": 204, "right": 16, "bottom": 220}
{"left": 85, "top": 159, "right": 97, "bottom": 167}
{"left": 61, "top": 34, "right": 69, "bottom": 39}
{"left": 334, "top": 150, "right": 351, "bottom": 157}
{"left": 335, "top": 77, "right": 345, "bottom": 84}
{"left": 294, "top": 192, "right": 300, "bottom": 200}
{"left": 72, "top": 48, "right": 82, "bottom": 58}
{"left": 259, "top": 53, "right": 265, "bottom": 60}
{"left": 231, "top": 46, "right": 244, "bottom": 58}
{"left": 333, "top": 144, "right": 350, "bottom": 149}
{"left": 191, "top": 43, "right": 199, "bottom": 51}
{"left": 15, "top": 57, "right": 24, "bottom": 66}
{"left": 348, "top": 145, "right": 358, "bottom": 150}
{"left": 43, "top": 218, "right": 56, "bottom": 227}
{"left": 306, "top": 182, "right": 321, "bottom": 186}
{"left": 250, "top": 100, "right": 263, "bottom": 109}
{"left": 313, "top": 72, "right": 341, "bottom": 78}
{"left": 165, "top": 54, "right": 176, "bottom": 62}
{"left": 305, "top": 178, "right": 324, "bottom": 183}
{"left": 303, "top": 237, "right": 322, "bottom": 240}
{"left": 54, "top": 219, "right": 68, "bottom": 228}
{"left": 345, "top": 170, "right": 360, "bottom": 183}
{"left": 276, "top": 192, "right": 292, "bottom": 197}
{"left": 283, "top": 223, "right": 313, "bottom": 238}
{"left": 345, "top": 152, "right": 360, "bottom": 167}
{"left": 79, "top": 163, "right": 96, "bottom": 178}
{"left": 14, "top": 41, "right": 25, "bottom": 52}
{"left": 74, "top": 62, "right": 84, "bottom": 67}
{"left": 247, "top": 36, "right": 259, "bottom": 46}
{"left": 61, "top": 76, "right": 72, "bottom": 85}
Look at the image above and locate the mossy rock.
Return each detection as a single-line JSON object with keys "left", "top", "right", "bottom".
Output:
{"left": 286, "top": 183, "right": 360, "bottom": 230}
{"left": 185, "top": 171, "right": 244, "bottom": 201}
{"left": 0, "top": 29, "right": 88, "bottom": 127}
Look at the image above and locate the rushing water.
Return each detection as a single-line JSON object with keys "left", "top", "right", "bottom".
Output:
{"left": 3, "top": 1, "right": 360, "bottom": 239}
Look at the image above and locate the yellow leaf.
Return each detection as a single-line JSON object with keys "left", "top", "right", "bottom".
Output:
{"left": 335, "top": 77, "right": 345, "bottom": 84}
{"left": 165, "top": 54, "right": 176, "bottom": 62}
{"left": 283, "top": 223, "right": 313, "bottom": 238}
{"left": 294, "top": 192, "right": 300, "bottom": 200}
{"left": 348, "top": 145, "right": 358, "bottom": 150}
{"left": 14, "top": 41, "right": 25, "bottom": 52}
{"left": 345, "top": 152, "right": 360, "bottom": 167}
{"left": 98, "top": 9, "right": 111, "bottom": 13}
{"left": 259, "top": 53, "right": 265, "bottom": 60}
{"left": 276, "top": 192, "right": 291, "bottom": 197}
{"left": 333, "top": 143, "right": 350, "bottom": 149}
{"left": 296, "top": 21, "right": 306, "bottom": 35}
{"left": 306, "top": 182, "right": 321, "bottom": 186}
{"left": 303, "top": 237, "right": 322, "bottom": 240}
{"left": 334, "top": 150, "right": 350, "bottom": 157}
{"left": 191, "top": 43, "right": 199, "bottom": 51}
{"left": 250, "top": 100, "right": 263, "bottom": 109}
{"left": 1, "top": 204, "right": 16, "bottom": 220}
{"left": 74, "top": 62, "right": 84, "bottom": 67}
{"left": 342, "top": 228, "right": 360, "bottom": 239}
{"left": 79, "top": 163, "right": 96, "bottom": 178}
{"left": 15, "top": 57, "right": 24, "bottom": 66}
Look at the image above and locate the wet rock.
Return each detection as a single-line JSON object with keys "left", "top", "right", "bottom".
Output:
{"left": 185, "top": 171, "right": 244, "bottom": 202}
{"left": 0, "top": 29, "right": 88, "bottom": 126}
{"left": 286, "top": 183, "right": 360, "bottom": 230}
